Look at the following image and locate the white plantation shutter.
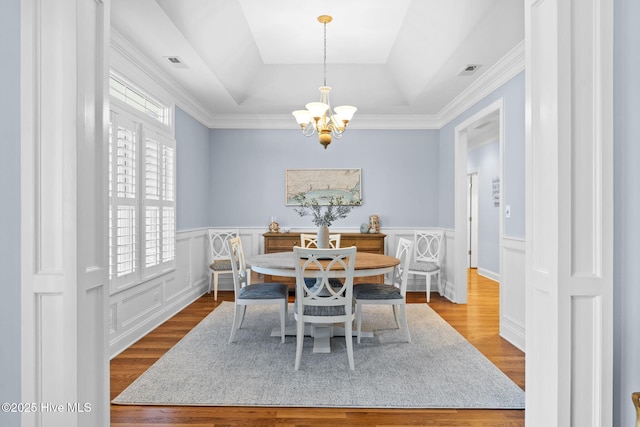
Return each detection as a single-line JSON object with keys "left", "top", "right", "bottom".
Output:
{"left": 144, "top": 137, "right": 161, "bottom": 269}
{"left": 145, "top": 206, "right": 160, "bottom": 268}
{"left": 161, "top": 145, "right": 175, "bottom": 263}
{"left": 143, "top": 130, "right": 175, "bottom": 277}
{"left": 162, "top": 207, "right": 175, "bottom": 262}
{"left": 116, "top": 206, "right": 136, "bottom": 277}
{"left": 108, "top": 100, "right": 175, "bottom": 290}
{"left": 109, "top": 112, "right": 138, "bottom": 290}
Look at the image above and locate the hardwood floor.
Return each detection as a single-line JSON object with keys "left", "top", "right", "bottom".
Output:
{"left": 110, "top": 269, "right": 525, "bottom": 426}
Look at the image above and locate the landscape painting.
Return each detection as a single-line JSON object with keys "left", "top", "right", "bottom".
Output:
{"left": 286, "top": 168, "right": 362, "bottom": 206}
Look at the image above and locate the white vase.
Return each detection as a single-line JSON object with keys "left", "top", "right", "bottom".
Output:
{"left": 316, "top": 225, "right": 330, "bottom": 248}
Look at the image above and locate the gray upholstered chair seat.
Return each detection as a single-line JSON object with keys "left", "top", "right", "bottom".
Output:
{"left": 210, "top": 260, "right": 233, "bottom": 271}
{"left": 295, "top": 300, "right": 355, "bottom": 317}
{"left": 355, "top": 238, "right": 414, "bottom": 344}
{"left": 303, "top": 305, "right": 346, "bottom": 317}
{"left": 408, "top": 261, "right": 439, "bottom": 272}
{"left": 354, "top": 283, "right": 402, "bottom": 300}
{"left": 238, "top": 283, "right": 288, "bottom": 300}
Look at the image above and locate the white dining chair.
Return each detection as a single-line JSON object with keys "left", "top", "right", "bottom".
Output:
{"left": 408, "top": 230, "right": 444, "bottom": 302}
{"left": 293, "top": 246, "right": 357, "bottom": 370}
{"left": 354, "top": 237, "right": 414, "bottom": 343}
{"left": 300, "top": 233, "right": 341, "bottom": 249}
{"left": 207, "top": 228, "right": 239, "bottom": 301}
{"left": 227, "top": 237, "right": 289, "bottom": 343}
{"left": 301, "top": 233, "right": 342, "bottom": 288}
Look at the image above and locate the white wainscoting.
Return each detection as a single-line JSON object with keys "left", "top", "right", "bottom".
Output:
{"left": 109, "top": 227, "right": 525, "bottom": 357}
{"left": 109, "top": 229, "right": 209, "bottom": 357}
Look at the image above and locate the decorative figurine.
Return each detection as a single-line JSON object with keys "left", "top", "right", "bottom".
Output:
{"left": 369, "top": 214, "right": 380, "bottom": 233}
{"left": 269, "top": 216, "right": 279, "bottom": 233}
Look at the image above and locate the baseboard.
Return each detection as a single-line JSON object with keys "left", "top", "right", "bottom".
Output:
{"left": 500, "top": 315, "right": 525, "bottom": 352}
{"left": 477, "top": 267, "right": 500, "bottom": 282}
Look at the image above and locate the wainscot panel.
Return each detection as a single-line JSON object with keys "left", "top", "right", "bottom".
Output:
{"left": 441, "top": 230, "right": 456, "bottom": 301}
{"left": 500, "top": 237, "right": 526, "bottom": 351}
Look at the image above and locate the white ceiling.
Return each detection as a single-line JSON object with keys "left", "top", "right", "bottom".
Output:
{"left": 111, "top": 0, "right": 523, "bottom": 127}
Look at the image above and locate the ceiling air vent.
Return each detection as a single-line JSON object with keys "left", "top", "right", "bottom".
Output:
{"left": 458, "top": 64, "right": 481, "bottom": 76}
{"left": 164, "top": 56, "right": 188, "bottom": 69}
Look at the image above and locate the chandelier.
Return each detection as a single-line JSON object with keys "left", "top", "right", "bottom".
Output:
{"left": 292, "top": 15, "right": 357, "bottom": 149}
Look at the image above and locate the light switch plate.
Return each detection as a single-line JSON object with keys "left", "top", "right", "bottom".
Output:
{"left": 505, "top": 205, "right": 511, "bottom": 218}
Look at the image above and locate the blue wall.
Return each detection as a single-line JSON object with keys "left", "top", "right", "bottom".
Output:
{"left": 467, "top": 140, "right": 500, "bottom": 274}
{"left": 0, "top": 0, "right": 21, "bottom": 426}
{"left": 613, "top": 0, "right": 640, "bottom": 424}
{"left": 208, "top": 129, "right": 440, "bottom": 230}
{"left": 175, "top": 107, "right": 211, "bottom": 230}
{"left": 438, "top": 71, "right": 526, "bottom": 238}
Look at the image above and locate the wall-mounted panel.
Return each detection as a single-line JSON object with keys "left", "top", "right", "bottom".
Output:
{"left": 501, "top": 237, "right": 526, "bottom": 350}
{"left": 571, "top": 295, "right": 603, "bottom": 426}
{"left": 570, "top": 0, "right": 603, "bottom": 278}
{"left": 37, "top": 293, "right": 65, "bottom": 427}
{"left": 165, "top": 274, "right": 187, "bottom": 302}
{"left": 120, "top": 284, "right": 163, "bottom": 328}
{"left": 109, "top": 303, "right": 117, "bottom": 335}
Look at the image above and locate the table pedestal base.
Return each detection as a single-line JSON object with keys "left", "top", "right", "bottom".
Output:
{"left": 271, "top": 323, "right": 373, "bottom": 353}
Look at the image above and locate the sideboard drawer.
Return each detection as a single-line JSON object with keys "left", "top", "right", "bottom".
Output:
{"left": 264, "top": 234, "right": 300, "bottom": 252}
{"left": 342, "top": 237, "right": 384, "bottom": 253}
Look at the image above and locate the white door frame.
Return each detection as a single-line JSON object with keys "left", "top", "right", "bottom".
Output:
{"left": 454, "top": 99, "right": 504, "bottom": 304}
{"left": 467, "top": 172, "right": 479, "bottom": 268}
{"left": 524, "top": 0, "right": 613, "bottom": 425}
{"left": 20, "top": 0, "right": 110, "bottom": 425}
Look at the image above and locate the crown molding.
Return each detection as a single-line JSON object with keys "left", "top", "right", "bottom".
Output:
{"left": 349, "top": 115, "right": 440, "bottom": 130}
{"left": 110, "top": 30, "right": 212, "bottom": 128}
{"left": 207, "top": 114, "right": 441, "bottom": 130}
{"left": 437, "top": 40, "right": 525, "bottom": 127}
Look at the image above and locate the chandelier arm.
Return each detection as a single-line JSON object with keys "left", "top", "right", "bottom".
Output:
{"left": 302, "top": 124, "right": 316, "bottom": 137}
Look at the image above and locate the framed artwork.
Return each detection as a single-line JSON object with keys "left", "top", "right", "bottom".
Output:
{"left": 492, "top": 177, "right": 500, "bottom": 207}
{"left": 286, "top": 168, "right": 362, "bottom": 205}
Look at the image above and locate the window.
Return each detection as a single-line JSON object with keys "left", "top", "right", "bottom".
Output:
{"left": 109, "top": 74, "right": 170, "bottom": 126}
{"left": 108, "top": 79, "right": 175, "bottom": 291}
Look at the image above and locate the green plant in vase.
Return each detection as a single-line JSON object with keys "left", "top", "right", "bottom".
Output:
{"left": 292, "top": 193, "right": 361, "bottom": 248}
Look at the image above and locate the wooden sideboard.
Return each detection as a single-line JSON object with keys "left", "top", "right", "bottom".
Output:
{"left": 262, "top": 232, "right": 387, "bottom": 285}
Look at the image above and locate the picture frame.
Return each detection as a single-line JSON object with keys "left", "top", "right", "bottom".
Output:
{"left": 285, "top": 168, "right": 362, "bottom": 206}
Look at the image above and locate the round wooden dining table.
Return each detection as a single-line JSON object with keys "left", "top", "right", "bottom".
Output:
{"left": 247, "top": 251, "right": 400, "bottom": 278}
{"left": 246, "top": 250, "right": 400, "bottom": 353}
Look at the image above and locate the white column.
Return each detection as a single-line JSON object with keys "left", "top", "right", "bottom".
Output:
{"left": 525, "top": 0, "right": 613, "bottom": 425}
{"left": 21, "top": 0, "right": 109, "bottom": 426}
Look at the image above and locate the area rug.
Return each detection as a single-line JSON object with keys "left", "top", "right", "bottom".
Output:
{"left": 112, "top": 302, "right": 525, "bottom": 409}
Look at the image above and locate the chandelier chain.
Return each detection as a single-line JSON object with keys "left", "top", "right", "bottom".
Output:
{"left": 323, "top": 21, "right": 327, "bottom": 86}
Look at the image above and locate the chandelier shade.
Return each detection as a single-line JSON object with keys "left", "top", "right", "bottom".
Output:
{"left": 292, "top": 16, "right": 357, "bottom": 149}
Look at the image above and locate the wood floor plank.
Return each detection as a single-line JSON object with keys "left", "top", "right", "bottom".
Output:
{"left": 110, "top": 269, "right": 525, "bottom": 426}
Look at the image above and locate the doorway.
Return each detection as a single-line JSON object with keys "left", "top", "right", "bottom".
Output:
{"left": 454, "top": 100, "right": 503, "bottom": 305}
